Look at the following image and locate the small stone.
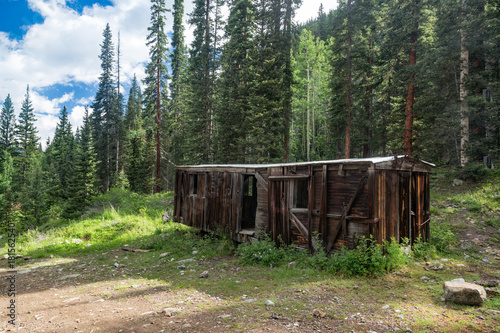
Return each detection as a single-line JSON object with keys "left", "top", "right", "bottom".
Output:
{"left": 451, "top": 278, "right": 465, "bottom": 283}
{"left": 114, "top": 263, "right": 119, "bottom": 268}
{"left": 453, "top": 179, "right": 464, "bottom": 186}
{"left": 199, "top": 270, "right": 209, "bottom": 278}
{"left": 2, "top": 254, "right": 9, "bottom": 259}
{"left": 182, "top": 324, "right": 192, "bottom": 329}
{"left": 313, "top": 309, "right": 326, "bottom": 318}
{"left": 178, "top": 258, "right": 196, "bottom": 263}
{"left": 405, "top": 328, "right": 413, "bottom": 332}
{"left": 177, "top": 265, "right": 185, "bottom": 270}
{"left": 460, "top": 242, "right": 472, "bottom": 250}
{"left": 482, "top": 258, "right": 491, "bottom": 263}
{"left": 192, "top": 250, "right": 198, "bottom": 255}
{"left": 244, "top": 298, "right": 257, "bottom": 303}
{"left": 265, "top": 300, "right": 275, "bottom": 306}
{"left": 159, "top": 252, "right": 170, "bottom": 258}
{"left": 287, "top": 261, "right": 297, "bottom": 267}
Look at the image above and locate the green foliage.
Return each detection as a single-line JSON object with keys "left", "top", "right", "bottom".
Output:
{"left": 331, "top": 236, "right": 408, "bottom": 276}
{"left": 236, "top": 233, "right": 409, "bottom": 276}
{"left": 236, "top": 232, "right": 286, "bottom": 267}
{"left": 456, "top": 163, "right": 491, "bottom": 182}
{"left": 430, "top": 221, "right": 457, "bottom": 253}
{"left": 412, "top": 237, "right": 438, "bottom": 261}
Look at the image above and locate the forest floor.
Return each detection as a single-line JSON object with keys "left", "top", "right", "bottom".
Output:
{"left": 0, "top": 173, "right": 499, "bottom": 332}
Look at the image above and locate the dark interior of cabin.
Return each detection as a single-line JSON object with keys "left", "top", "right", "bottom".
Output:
{"left": 241, "top": 175, "right": 257, "bottom": 230}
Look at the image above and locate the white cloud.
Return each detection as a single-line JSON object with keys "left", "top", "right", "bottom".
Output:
{"left": 69, "top": 105, "right": 87, "bottom": 132}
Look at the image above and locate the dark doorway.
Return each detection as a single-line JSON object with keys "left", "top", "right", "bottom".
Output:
{"left": 241, "top": 175, "right": 257, "bottom": 230}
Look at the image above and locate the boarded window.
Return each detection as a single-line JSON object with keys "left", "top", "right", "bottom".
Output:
{"left": 294, "top": 179, "right": 309, "bottom": 208}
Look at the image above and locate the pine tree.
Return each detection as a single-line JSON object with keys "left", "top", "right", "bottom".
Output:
{"left": 19, "top": 152, "right": 48, "bottom": 228}
{"left": 143, "top": 0, "right": 170, "bottom": 192}
{"left": 0, "top": 94, "right": 16, "bottom": 156}
{"left": 14, "top": 85, "right": 39, "bottom": 185}
{"left": 0, "top": 150, "right": 14, "bottom": 230}
{"left": 91, "top": 23, "right": 119, "bottom": 192}
{"left": 66, "top": 108, "right": 98, "bottom": 216}
{"left": 47, "top": 106, "right": 74, "bottom": 203}
{"left": 215, "top": 0, "right": 255, "bottom": 163}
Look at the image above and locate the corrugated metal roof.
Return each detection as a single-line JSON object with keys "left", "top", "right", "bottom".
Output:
{"left": 177, "top": 156, "right": 435, "bottom": 169}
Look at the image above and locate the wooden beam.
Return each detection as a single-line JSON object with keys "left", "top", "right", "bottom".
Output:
{"left": 307, "top": 165, "right": 313, "bottom": 252}
{"left": 268, "top": 175, "right": 310, "bottom": 180}
{"left": 326, "top": 175, "right": 368, "bottom": 253}
{"left": 290, "top": 212, "right": 318, "bottom": 250}
{"left": 320, "top": 165, "right": 328, "bottom": 246}
{"left": 255, "top": 172, "right": 268, "bottom": 190}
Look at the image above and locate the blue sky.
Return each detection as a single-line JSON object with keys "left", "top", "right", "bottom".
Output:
{"left": 0, "top": 0, "right": 336, "bottom": 148}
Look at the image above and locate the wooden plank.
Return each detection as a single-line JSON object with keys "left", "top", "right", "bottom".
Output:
{"left": 255, "top": 172, "right": 268, "bottom": 190}
{"left": 290, "top": 212, "right": 318, "bottom": 250}
{"left": 320, "top": 165, "right": 328, "bottom": 246}
{"left": 326, "top": 175, "right": 368, "bottom": 253}
{"left": 307, "top": 165, "right": 314, "bottom": 252}
{"left": 269, "top": 174, "right": 310, "bottom": 180}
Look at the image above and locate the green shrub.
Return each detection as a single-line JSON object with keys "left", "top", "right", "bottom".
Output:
{"left": 412, "top": 237, "right": 437, "bottom": 260}
{"left": 457, "top": 163, "right": 490, "bottom": 182}
{"left": 236, "top": 232, "right": 286, "bottom": 267}
{"left": 430, "top": 221, "right": 456, "bottom": 253}
{"left": 331, "top": 236, "right": 408, "bottom": 276}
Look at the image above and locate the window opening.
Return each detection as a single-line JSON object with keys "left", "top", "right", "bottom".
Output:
{"left": 294, "top": 179, "right": 309, "bottom": 209}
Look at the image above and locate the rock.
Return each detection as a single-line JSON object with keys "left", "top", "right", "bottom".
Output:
{"left": 453, "top": 179, "right": 464, "bottom": 186}
{"left": 59, "top": 274, "right": 81, "bottom": 280}
{"left": 192, "top": 250, "right": 198, "bottom": 255}
{"left": 287, "top": 261, "right": 297, "bottom": 267}
{"left": 451, "top": 278, "right": 465, "bottom": 283}
{"left": 162, "top": 210, "right": 171, "bottom": 222}
{"left": 265, "top": 300, "right": 275, "bottom": 307}
{"left": 381, "top": 305, "right": 391, "bottom": 310}
{"left": 114, "top": 263, "right": 120, "bottom": 268}
{"left": 313, "top": 309, "right": 326, "bottom": 318}
{"left": 244, "top": 298, "right": 257, "bottom": 303}
{"left": 159, "top": 252, "right": 170, "bottom": 258}
{"left": 443, "top": 281, "right": 487, "bottom": 306}
{"left": 482, "top": 258, "right": 491, "bottom": 263}
{"left": 199, "top": 270, "right": 209, "bottom": 278}
{"left": 2, "top": 254, "right": 9, "bottom": 259}
{"left": 476, "top": 280, "right": 499, "bottom": 287}
{"left": 177, "top": 265, "right": 185, "bottom": 270}
{"left": 72, "top": 239, "right": 83, "bottom": 244}
{"left": 178, "top": 258, "right": 196, "bottom": 263}
{"left": 182, "top": 324, "right": 192, "bottom": 329}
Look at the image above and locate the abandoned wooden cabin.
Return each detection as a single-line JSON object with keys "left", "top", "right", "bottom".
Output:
{"left": 173, "top": 156, "right": 433, "bottom": 253}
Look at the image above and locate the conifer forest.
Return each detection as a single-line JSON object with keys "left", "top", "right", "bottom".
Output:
{"left": 0, "top": 0, "right": 499, "bottom": 227}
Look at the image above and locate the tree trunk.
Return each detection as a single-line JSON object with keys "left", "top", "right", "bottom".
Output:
{"left": 404, "top": 3, "right": 418, "bottom": 156}
{"left": 344, "top": 0, "right": 352, "bottom": 159}
{"left": 307, "top": 55, "right": 310, "bottom": 161}
{"left": 459, "top": 0, "right": 469, "bottom": 167}
{"left": 156, "top": 25, "right": 162, "bottom": 193}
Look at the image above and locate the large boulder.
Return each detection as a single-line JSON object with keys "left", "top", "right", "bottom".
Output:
{"left": 443, "top": 280, "right": 487, "bottom": 306}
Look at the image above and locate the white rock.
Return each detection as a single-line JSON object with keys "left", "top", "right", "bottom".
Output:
{"left": 443, "top": 281, "right": 486, "bottom": 305}
{"left": 265, "top": 300, "right": 274, "bottom": 306}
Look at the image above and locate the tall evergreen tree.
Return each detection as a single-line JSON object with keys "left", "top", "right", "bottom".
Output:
{"left": 143, "top": 0, "right": 170, "bottom": 192}
{"left": 66, "top": 108, "right": 98, "bottom": 216}
{"left": 215, "top": 0, "right": 256, "bottom": 163}
{"left": 14, "top": 85, "right": 39, "bottom": 185}
{"left": 91, "top": 23, "right": 119, "bottom": 192}
{"left": 0, "top": 94, "right": 16, "bottom": 156}
{"left": 47, "top": 106, "right": 74, "bottom": 203}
